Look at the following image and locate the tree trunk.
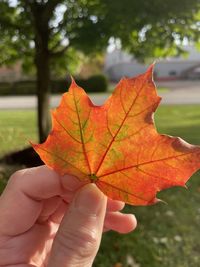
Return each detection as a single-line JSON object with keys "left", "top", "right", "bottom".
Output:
{"left": 30, "top": 2, "right": 59, "bottom": 143}
{"left": 35, "top": 41, "right": 51, "bottom": 143}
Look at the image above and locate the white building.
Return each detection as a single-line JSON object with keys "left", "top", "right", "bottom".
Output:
{"left": 105, "top": 46, "right": 200, "bottom": 81}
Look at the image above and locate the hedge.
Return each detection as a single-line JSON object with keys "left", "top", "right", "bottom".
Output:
{"left": 0, "top": 74, "right": 108, "bottom": 95}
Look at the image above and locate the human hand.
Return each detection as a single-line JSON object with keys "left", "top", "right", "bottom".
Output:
{"left": 0, "top": 166, "right": 137, "bottom": 267}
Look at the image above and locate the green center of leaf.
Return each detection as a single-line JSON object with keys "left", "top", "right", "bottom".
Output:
{"left": 89, "top": 173, "right": 98, "bottom": 182}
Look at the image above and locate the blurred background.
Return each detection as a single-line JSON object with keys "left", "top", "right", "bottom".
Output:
{"left": 0, "top": 0, "right": 200, "bottom": 266}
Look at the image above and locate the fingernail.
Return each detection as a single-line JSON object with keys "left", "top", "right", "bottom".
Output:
{"left": 74, "top": 184, "right": 104, "bottom": 215}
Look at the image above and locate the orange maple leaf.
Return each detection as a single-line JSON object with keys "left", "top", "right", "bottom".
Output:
{"left": 32, "top": 65, "right": 200, "bottom": 206}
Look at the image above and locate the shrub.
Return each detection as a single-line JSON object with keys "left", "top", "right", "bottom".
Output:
{"left": 0, "top": 74, "right": 108, "bottom": 95}
{"left": 52, "top": 74, "right": 108, "bottom": 94}
{"left": 76, "top": 74, "right": 108, "bottom": 93}
{"left": 51, "top": 79, "right": 70, "bottom": 94}
{"left": 0, "top": 81, "right": 36, "bottom": 95}
{"left": 0, "top": 83, "right": 11, "bottom": 95}
{"left": 15, "top": 81, "right": 36, "bottom": 95}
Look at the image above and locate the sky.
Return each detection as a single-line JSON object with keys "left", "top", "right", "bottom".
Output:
{"left": 9, "top": 0, "right": 17, "bottom": 7}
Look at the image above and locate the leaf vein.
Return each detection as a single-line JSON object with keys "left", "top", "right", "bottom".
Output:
{"left": 72, "top": 89, "right": 92, "bottom": 174}
{"left": 98, "top": 150, "right": 198, "bottom": 178}
{"left": 97, "top": 180, "right": 149, "bottom": 203}
{"left": 95, "top": 78, "right": 148, "bottom": 174}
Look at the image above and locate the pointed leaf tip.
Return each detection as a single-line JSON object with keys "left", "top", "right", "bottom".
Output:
{"left": 70, "top": 75, "right": 76, "bottom": 86}
{"left": 146, "top": 63, "right": 155, "bottom": 75}
{"left": 156, "top": 198, "right": 168, "bottom": 205}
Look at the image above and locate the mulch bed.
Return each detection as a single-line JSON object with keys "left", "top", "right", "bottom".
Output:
{"left": 0, "top": 147, "right": 43, "bottom": 167}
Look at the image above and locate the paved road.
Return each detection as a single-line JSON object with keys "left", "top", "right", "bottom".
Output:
{"left": 0, "top": 81, "right": 200, "bottom": 109}
{"left": 157, "top": 80, "right": 200, "bottom": 104}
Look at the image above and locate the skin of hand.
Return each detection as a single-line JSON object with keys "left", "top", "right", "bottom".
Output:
{"left": 0, "top": 166, "right": 137, "bottom": 267}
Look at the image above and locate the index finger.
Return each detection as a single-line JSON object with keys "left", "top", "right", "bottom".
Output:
{"left": 0, "top": 165, "right": 82, "bottom": 236}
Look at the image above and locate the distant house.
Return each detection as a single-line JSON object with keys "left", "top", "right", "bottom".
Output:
{"left": 0, "top": 62, "right": 28, "bottom": 82}
{"left": 104, "top": 46, "right": 200, "bottom": 81}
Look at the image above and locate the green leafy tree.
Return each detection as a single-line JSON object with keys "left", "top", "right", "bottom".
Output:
{"left": 0, "top": 0, "right": 200, "bottom": 142}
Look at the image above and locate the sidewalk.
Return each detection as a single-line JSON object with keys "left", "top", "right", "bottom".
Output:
{"left": 0, "top": 81, "right": 200, "bottom": 109}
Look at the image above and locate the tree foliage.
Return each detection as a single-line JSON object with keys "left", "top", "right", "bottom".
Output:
{"left": 1, "top": 0, "right": 200, "bottom": 67}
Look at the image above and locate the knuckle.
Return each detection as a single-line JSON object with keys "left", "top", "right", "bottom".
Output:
{"left": 56, "top": 226, "right": 99, "bottom": 258}
{"left": 8, "top": 169, "right": 27, "bottom": 187}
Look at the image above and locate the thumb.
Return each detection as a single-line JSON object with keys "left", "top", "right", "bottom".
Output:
{"left": 48, "top": 184, "right": 107, "bottom": 267}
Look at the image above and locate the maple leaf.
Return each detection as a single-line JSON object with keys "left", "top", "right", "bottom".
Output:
{"left": 32, "top": 65, "right": 200, "bottom": 206}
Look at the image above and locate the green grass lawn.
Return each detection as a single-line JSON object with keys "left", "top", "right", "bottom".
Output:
{"left": 0, "top": 110, "right": 37, "bottom": 157}
{"left": 0, "top": 105, "right": 200, "bottom": 267}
